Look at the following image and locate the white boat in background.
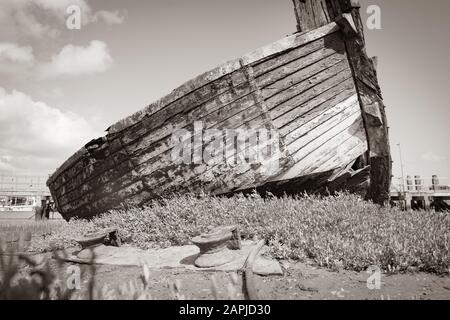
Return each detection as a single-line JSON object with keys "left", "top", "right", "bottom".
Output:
{"left": 0, "top": 205, "right": 36, "bottom": 212}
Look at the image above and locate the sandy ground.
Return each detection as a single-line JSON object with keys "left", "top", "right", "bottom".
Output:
{"left": 1, "top": 225, "right": 449, "bottom": 301}
{"left": 78, "top": 261, "right": 450, "bottom": 300}
{"left": 0, "top": 211, "right": 63, "bottom": 221}
{"left": 0, "top": 210, "right": 36, "bottom": 220}
{"left": 1, "top": 251, "right": 450, "bottom": 300}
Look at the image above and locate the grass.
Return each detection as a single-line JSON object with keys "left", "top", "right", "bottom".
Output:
{"left": 27, "top": 193, "right": 450, "bottom": 275}
{"left": 0, "top": 220, "right": 66, "bottom": 252}
{"left": 0, "top": 220, "right": 65, "bottom": 236}
{"left": 0, "top": 250, "right": 238, "bottom": 300}
{"left": 0, "top": 252, "right": 155, "bottom": 300}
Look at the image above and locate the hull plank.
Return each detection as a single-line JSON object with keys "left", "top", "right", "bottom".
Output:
{"left": 265, "top": 62, "right": 352, "bottom": 120}
{"left": 251, "top": 32, "right": 345, "bottom": 78}
{"left": 256, "top": 41, "right": 345, "bottom": 89}
{"left": 278, "top": 79, "right": 355, "bottom": 139}
{"left": 271, "top": 67, "right": 353, "bottom": 129}
{"left": 260, "top": 53, "right": 347, "bottom": 101}
{"left": 301, "top": 118, "right": 368, "bottom": 175}
{"left": 287, "top": 96, "right": 361, "bottom": 160}
{"left": 283, "top": 90, "right": 358, "bottom": 144}
{"left": 288, "top": 114, "right": 363, "bottom": 175}
{"left": 58, "top": 161, "right": 138, "bottom": 208}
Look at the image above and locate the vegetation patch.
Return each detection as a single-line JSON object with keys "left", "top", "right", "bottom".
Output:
{"left": 0, "top": 220, "right": 65, "bottom": 236}
{"left": 28, "top": 193, "right": 449, "bottom": 275}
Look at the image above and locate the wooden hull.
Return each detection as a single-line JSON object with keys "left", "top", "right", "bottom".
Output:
{"left": 47, "top": 22, "right": 383, "bottom": 221}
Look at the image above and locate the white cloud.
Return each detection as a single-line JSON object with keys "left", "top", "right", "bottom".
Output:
{"left": 41, "top": 87, "right": 65, "bottom": 100}
{"left": 32, "top": 0, "right": 126, "bottom": 26}
{"left": 0, "top": 0, "right": 125, "bottom": 40}
{"left": 33, "top": 0, "right": 91, "bottom": 14}
{"left": 0, "top": 156, "right": 15, "bottom": 172}
{"left": 39, "top": 40, "right": 113, "bottom": 77}
{"left": 14, "top": 9, "right": 61, "bottom": 39}
{"left": 93, "top": 10, "right": 126, "bottom": 25}
{"left": 0, "top": 87, "right": 101, "bottom": 174}
{"left": 421, "top": 152, "right": 447, "bottom": 162}
{"left": 0, "top": 0, "right": 60, "bottom": 39}
{"left": 0, "top": 42, "right": 36, "bottom": 76}
{"left": 0, "top": 43, "right": 35, "bottom": 64}
{"left": 0, "top": 40, "right": 114, "bottom": 78}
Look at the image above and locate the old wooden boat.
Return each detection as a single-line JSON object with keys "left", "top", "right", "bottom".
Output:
{"left": 47, "top": 0, "right": 392, "bottom": 220}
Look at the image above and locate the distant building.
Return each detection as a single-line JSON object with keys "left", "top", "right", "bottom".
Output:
{"left": 0, "top": 174, "right": 51, "bottom": 210}
{"left": 390, "top": 175, "right": 450, "bottom": 211}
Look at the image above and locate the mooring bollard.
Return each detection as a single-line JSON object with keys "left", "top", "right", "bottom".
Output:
{"left": 191, "top": 226, "right": 241, "bottom": 268}
{"left": 75, "top": 227, "right": 120, "bottom": 250}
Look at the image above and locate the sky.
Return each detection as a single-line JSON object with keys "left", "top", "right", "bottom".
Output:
{"left": 0, "top": 0, "right": 449, "bottom": 187}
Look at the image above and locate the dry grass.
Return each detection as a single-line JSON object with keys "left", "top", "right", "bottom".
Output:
{"left": 0, "top": 250, "right": 238, "bottom": 300}
{"left": 0, "top": 220, "right": 65, "bottom": 236}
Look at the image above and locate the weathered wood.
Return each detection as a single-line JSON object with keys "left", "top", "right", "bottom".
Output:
{"left": 54, "top": 149, "right": 134, "bottom": 200}
{"left": 50, "top": 136, "right": 128, "bottom": 192}
{"left": 278, "top": 79, "right": 356, "bottom": 137}
{"left": 268, "top": 63, "right": 352, "bottom": 120}
{"left": 126, "top": 84, "right": 255, "bottom": 160}
{"left": 63, "top": 181, "right": 150, "bottom": 218}
{"left": 241, "top": 23, "right": 340, "bottom": 66}
{"left": 335, "top": 13, "right": 358, "bottom": 37}
{"left": 163, "top": 66, "right": 359, "bottom": 195}
{"left": 292, "top": 0, "right": 338, "bottom": 32}
{"left": 285, "top": 127, "right": 366, "bottom": 184}
{"left": 251, "top": 33, "right": 340, "bottom": 77}
{"left": 292, "top": 0, "right": 392, "bottom": 204}
{"left": 260, "top": 53, "right": 347, "bottom": 99}
{"left": 132, "top": 94, "right": 264, "bottom": 175}
{"left": 68, "top": 38, "right": 350, "bottom": 200}
{"left": 257, "top": 38, "right": 345, "bottom": 89}
{"left": 304, "top": 119, "right": 367, "bottom": 174}
{"left": 142, "top": 122, "right": 284, "bottom": 197}
{"left": 136, "top": 90, "right": 284, "bottom": 197}
{"left": 60, "top": 35, "right": 345, "bottom": 202}
{"left": 275, "top": 107, "right": 362, "bottom": 181}
{"left": 47, "top": 23, "right": 340, "bottom": 188}
{"left": 58, "top": 162, "right": 139, "bottom": 207}
{"left": 341, "top": 8, "right": 392, "bottom": 205}
{"left": 53, "top": 77, "right": 253, "bottom": 200}
{"left": 48, "top": 1, "right": 392, "bottom": 219}
{"left": 345, "top": 165, "right": 371, "bottom": 191}
{"left": 121, "top": 72, "right": 247, "bottom": 145}
{"left": 273, "top": 68, "right": 354, "bottom": 130}
{"left": 290, "top": 110, "right": 362, "bottom": 167}
{"left": 282, "top": 91, "right": 358, "bottom": 146}
{"left": 103, "top": 22, "right": 340, "bottom": 138}
{"left": 286, "top": 95, "right": 360, "bottom": 156}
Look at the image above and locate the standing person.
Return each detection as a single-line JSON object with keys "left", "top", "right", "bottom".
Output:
{"left": 34, "top": 202, "right": 44, "bottom": 221}
{"left": 44, "top": 200, "right": 52, "bottom": 220}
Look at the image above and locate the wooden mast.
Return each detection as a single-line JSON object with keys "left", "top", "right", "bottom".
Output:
{"left": 293, "top": 0, "right": 341, "bottom": 32}
{"left": 292, "top": 0, "right": 392, "bottom": 205}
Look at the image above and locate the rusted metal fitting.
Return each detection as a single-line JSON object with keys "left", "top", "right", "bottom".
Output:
{"left": 191, "top": 226, "right": 241, "bottom": 268}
